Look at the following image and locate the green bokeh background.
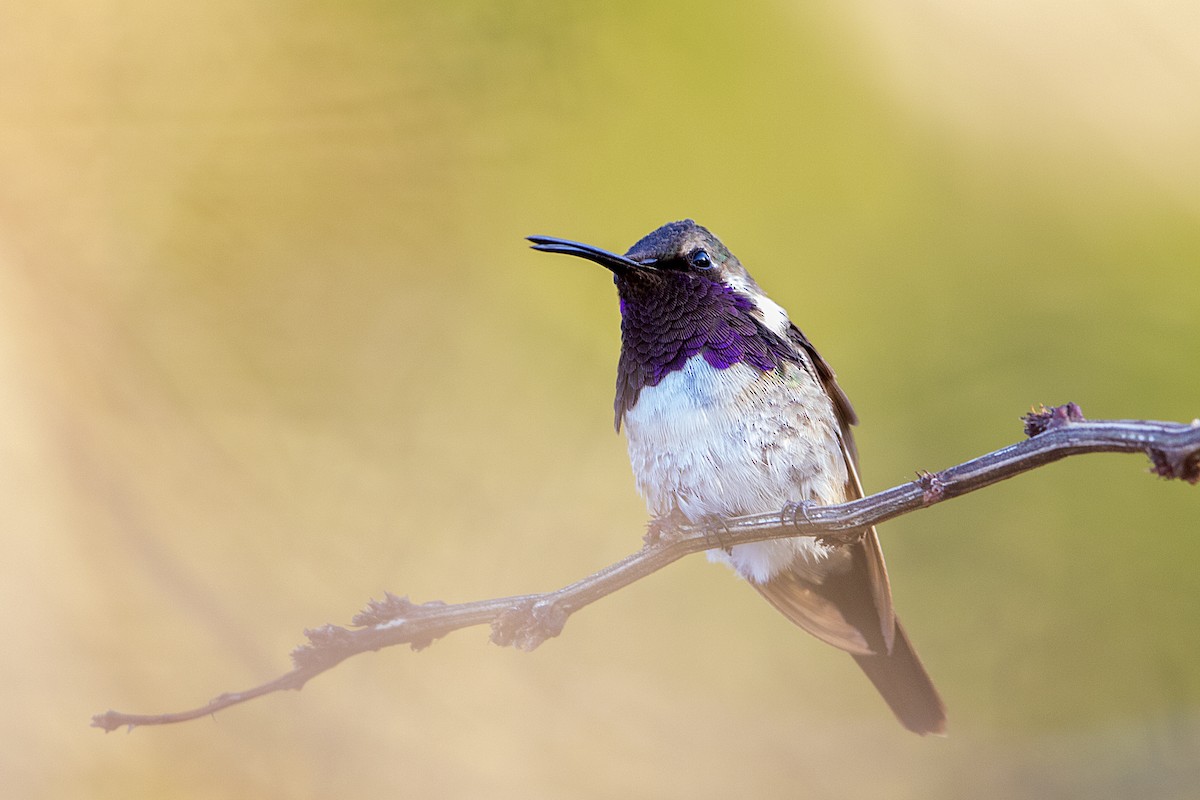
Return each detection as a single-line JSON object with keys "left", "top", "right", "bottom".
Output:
{"left": 2, "top": 2, "right": 1198, "bottom": 798}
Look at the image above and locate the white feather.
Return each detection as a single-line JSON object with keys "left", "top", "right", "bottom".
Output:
{"left": 722, "top": 274, "right": 790, "bottom": 336}
{"left": 623, "top": 356, "right": 848, "bottom": 583}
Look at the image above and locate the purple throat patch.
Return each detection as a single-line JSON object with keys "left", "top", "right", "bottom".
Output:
{"left": 613, "top": 274, "right": 798, "bottom": 427}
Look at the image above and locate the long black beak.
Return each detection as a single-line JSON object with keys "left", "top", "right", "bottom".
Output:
{"left": 527, "top": 235, "right": 648, "bottom": 273}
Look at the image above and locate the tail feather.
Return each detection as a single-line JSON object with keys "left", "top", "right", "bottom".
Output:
{"left": 752, "top": 534, "right": 946, "bottom": 735}
{"left": 852, "top": 621, "right": 946, "bottom": 735}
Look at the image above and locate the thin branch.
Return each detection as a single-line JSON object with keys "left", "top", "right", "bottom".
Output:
{"left": 91, "top": 405, "right": 1200, "bottom": 732}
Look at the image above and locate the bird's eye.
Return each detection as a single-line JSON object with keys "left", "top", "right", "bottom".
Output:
{"left": 690, "top": 249, "right": 713, "bottom": 270}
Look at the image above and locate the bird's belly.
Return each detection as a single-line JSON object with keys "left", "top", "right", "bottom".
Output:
{"left": 623, "top": 357, "right": 849, "bottom": 583}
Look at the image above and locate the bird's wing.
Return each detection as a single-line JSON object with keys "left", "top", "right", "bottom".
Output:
{"left": 752, "top": 325, "right": 942, "bottom": 733}
{"left": 753, "top": 325, "right": 897, "bottom": 653}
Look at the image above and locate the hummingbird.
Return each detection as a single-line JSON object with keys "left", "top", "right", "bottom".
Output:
{"left": 529, "top": 219, "right": 946, "bottom": 734}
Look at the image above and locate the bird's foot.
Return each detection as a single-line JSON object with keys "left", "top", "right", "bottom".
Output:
{"left": 644, "top": 508, "right": 689, "bottom": 547}
{"left": 697, "top": 514, "right": 734, "bottom": 554}
{"left": 780, "top": 500, "right": 816, "bottom": 529}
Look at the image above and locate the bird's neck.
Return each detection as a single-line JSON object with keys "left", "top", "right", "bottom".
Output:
{"left": 613, "top": 274, "right": 799, "bottom": 428}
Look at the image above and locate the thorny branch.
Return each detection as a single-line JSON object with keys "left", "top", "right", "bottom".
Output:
{"left": 92, "top": 404, "right": 1200, "bottom": 732}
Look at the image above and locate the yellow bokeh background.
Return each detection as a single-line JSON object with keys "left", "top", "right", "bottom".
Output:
{"left": 2, "top": 2, "right": 1198, "bottom": 797}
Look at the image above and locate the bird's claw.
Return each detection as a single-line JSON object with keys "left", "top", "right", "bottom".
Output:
{"left": 781, "top": 500, "right": 816, "bottom": 528}
{"left": 644, "top": 509, "right": 688, "bottom": 546}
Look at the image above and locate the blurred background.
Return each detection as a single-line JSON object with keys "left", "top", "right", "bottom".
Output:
{"left": 2, "top": 1, "right": 1198, "bottom": 797}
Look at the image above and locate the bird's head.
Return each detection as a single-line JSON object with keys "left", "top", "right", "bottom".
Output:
{"left": 530, "top": 220, "right": 797, "bottom": 429}
{"left": 528, "top": 219, "right": 765, "bottom": 310}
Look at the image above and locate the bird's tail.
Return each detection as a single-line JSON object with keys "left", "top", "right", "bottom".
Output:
{"left": 753, "top": 533, "right": 946, "bottom": 735}
{"left": 850, "top": 620, "right": 946, "bottom": 735}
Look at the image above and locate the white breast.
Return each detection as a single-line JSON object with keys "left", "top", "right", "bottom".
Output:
{"left": 623, "top": 356, "right": 849, "bottom": 583}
